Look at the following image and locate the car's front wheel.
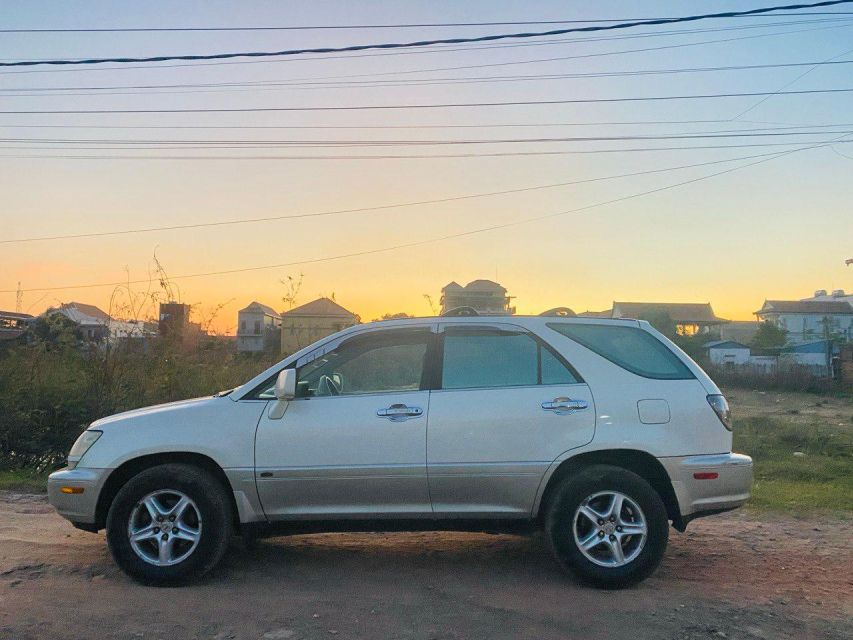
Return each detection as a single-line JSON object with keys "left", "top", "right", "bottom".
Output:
{"left": 106, "top": 463, "right": 232, "bottom": 585}
{"left": 545, "top": 464, "right": 669, "bottom": 588}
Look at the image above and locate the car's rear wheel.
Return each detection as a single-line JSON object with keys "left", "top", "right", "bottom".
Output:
{"left": 545, "top": 464, "right": 669, "bottom": 588}
{"left": 106, "top": 463, "right": 232, "bottom": 585}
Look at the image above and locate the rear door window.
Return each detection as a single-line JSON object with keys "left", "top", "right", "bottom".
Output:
{"left": 441, "top": 327, "right": 580, "bottom": 389}
{"left": 548, "top": 323, "right": 694, "bottom": 380}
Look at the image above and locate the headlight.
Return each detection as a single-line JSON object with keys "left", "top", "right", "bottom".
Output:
{"left": 67, "top": 430, "right": 102, "bottom": 469}
{"left": 706, "top": 395, "right": 732, "bottom": 431}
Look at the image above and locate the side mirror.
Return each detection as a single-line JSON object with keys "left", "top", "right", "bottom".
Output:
{"left": 274, "top": 369, "right": 296, "bottom": 401}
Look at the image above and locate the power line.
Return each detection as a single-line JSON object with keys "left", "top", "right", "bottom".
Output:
{"left": 0, "top": 150, "right": 802, "bottom": 246}
{"left": 4, "top": 59, "right": 852, "bottom": 96}
{"left": 5, "top": 12, "right": 853, "bottom": 32}
{"left": 3, "top": 136, "right": 845, "bottom": 295}
{"left": 5, "top": 20, "right": 849, "bottom": 76}
{"left": 6, "top": 130, "right": 853, "bottom": 147}
{"left": 2, "top": 121, "right": 851, "bottom": 131}
{"left": 2, "top": 1, "right": 851, "bottom": 68}
{"left": 1, "top": 87, "right": 850, "bottom": 115}
{"left": 5, "top": 140, "right": 853, "bottom": 159}
{"left": 286, "top": 22, "right": 853, "bottom": 84}
{"left": 5, "top": 18, "right": 846, "bottom": 66}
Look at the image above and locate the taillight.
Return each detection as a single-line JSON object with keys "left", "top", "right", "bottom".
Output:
{"left": 707, "top": 394, "right": 732, "bottom": 431}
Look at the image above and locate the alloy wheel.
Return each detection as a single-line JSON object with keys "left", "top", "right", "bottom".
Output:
{"left": 572, "top": 490, "right": 647, "bottom": 567}
{"left": 127, "top": 490, "right": 202, "bottom": 567}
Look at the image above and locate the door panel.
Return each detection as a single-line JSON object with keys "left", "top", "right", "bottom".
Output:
{"left": 427, "top": 324, "right": 595, "bottom": 517}
{"left": 255, "top": 391, "right": 430, "bottom": 519}
{"left": 427, "top": 384, "right": 595, "bottom": 516}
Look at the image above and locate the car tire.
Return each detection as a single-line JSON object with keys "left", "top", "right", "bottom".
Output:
{"left": 545, "top": 464, "right": 669, "bottom": 588}
{"left": 106, "top": 463, "right": 232, "bottom": 585}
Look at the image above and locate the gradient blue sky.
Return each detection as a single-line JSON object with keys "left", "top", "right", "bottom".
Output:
{"left": 1, "top": 1, "right": 852, "bottom": 331}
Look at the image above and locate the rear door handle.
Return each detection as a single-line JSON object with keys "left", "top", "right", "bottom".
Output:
{"left": 377, "top": 403, "right": 424, "bottom": 422}
{"left": 541, "top": 397, "right": 588, "bottom": 414}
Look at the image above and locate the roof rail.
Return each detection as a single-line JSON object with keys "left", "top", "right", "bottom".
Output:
{"left": 441, "top": 306, "right": 480, "bottom": 317}
{"left": 539, "top": 307, "right": 576, "bottom": 317}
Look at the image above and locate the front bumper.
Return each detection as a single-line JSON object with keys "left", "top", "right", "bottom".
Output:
{"left": 659, "top": 453, "right": 753, "bottom": 519}
{"left": 47, "top": 467, "right": 111, "bottom": 525}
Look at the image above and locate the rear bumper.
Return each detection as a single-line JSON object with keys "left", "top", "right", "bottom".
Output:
{"left": 659, "top": 453, "right": 753, "bottom": 519}
{"left": 47, "top": 467, "right": 110, "bottom": 525}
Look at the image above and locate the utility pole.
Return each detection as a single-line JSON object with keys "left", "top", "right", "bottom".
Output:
{"left": 15, "top": 282, "right": 22, "bottom": 313}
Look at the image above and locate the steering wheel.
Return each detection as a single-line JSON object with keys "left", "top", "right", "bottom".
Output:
{"left": 317, "top": 374, "right": 342, "bottom": 396}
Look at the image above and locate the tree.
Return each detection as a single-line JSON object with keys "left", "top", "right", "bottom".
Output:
{"left": 637, "top": 311, "right": 677, "bottom": 339}
{"left": 372, "top": 312, "right": 415, "bottom": 322}
{"left": 751, "top": 321, "right": 787, "bottom": 349}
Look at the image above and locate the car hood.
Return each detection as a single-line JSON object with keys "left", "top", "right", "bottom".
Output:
{"left": 91, "top": 396, "right": 218, "bottom": 429}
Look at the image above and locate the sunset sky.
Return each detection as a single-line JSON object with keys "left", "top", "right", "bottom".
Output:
{"left": 2, "top": 1, "right": 852, "bottom": 333}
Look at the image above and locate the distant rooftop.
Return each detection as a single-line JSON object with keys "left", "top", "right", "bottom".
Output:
{"left": 239, "top": 301, "right": 281, "bottom": 318}
{"left": 611, "top": 302, "right": 728, "bottom": 324}
{"left": 282, "top": 297, "right": 357, "bottom": 319}
{"left": 441, "top": 279, "right": 506, "bottom": 293}
{"left": 49, "top": 302, "right": 112, "bottom": 325}
{"left": 756, "top": 300, "right": 853, "bottom": 315}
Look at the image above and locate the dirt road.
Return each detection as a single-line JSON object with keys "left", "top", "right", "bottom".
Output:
{"left": 1, "top": 492, "right": 850, "bottom": 640}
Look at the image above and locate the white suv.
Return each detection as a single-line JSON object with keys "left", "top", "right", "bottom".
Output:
{"left": 48, "top": 316, "right": 752, "bottom": 587}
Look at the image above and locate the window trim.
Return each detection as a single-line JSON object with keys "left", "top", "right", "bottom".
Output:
{"left": 435, "top": 325, "right": 583, "bottom": 391}
{"left": 244, "top": 326, "right": 436, "bottom": 400}
{"left": 546, "top": 322, "right": 695, "bottom": 381}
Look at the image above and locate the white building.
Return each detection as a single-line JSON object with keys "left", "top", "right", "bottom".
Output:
{"left": 802, "top": 288, "right": 853, "bottom": 306}
{"left": 46, "top": 302, "right": 157, "bottom": 342}
{"left": 704, "top": 340, "right": 751, "bottom": 366}
{"left": 440, "top": 280, "right": 515, "bottom": 316}
{"left": 754, "top": 300, "right": 853, "bottom": 344}
{"left": 237, "top": 302, "right": 282, "bottom": 352}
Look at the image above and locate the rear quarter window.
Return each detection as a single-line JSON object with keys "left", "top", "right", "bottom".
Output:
{"left": 547, "top": 323, "right": 694, "bottom": 380}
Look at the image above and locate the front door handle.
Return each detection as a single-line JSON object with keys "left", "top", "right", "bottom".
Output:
{"left": 377, "top": 404, "right": 424, "bottom": 422}
{"left": 541, "top": 397, "right": 588, "bottom": 414}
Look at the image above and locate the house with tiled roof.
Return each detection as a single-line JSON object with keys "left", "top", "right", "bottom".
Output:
{"left": 45, "top": 302, "right": 158, "bottom": 342}
{"left": 755, "top": 299, "right": 853, "bottom": 344}
{"left": 280, "top": 297, "right": 359, "bottom": 354}
{"left": 580, "top": 302, "right": 728, "bottom": 336}
{"left": 237, "top": 301, "right": 282, "bottom": 353}
{"left": 0, "top": 310, "right": 33, "bottom": 344}
{"left": 46, "top": 302, "right": 112, "bottom": 341}
{"left": 439, "top": 280, "right": 515, "bottom": 316}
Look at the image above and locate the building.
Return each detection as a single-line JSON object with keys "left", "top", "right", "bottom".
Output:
{"left": 0, "top": 310, "right": 33, "bottom": 344}
{"left": 158, "top": 302, "right": 201, "bottom": 348}
{"left": 440, "top": 280, "right": 515, "bottom": 316}
{"left": 754, "top": 300, "right": 853, "bottom": 344}
{"left": 802, "top": 288, "right": 853, "bottom": 306}
{"left": 236, "top": 302, "right": 281, "bottom": 353}
{"left": 45, "top": 302, "right": 157, "bottom": 342}
{"left": 719, "top": 320, "right": 763, "bottom": 345}
{"left": 581, "top": 302, "right": 729, "bottom": 336}
{"left": 46, "top": 302, "right": 112, "bottom": 341}
{"left": 779, "top": 340, "right": 839, "bottom": 377}
{"left": 280, "top": 297, "right": 359, "bottom": 355}
{"left": 704, "top": 340, "right": 751, "bottom": 366}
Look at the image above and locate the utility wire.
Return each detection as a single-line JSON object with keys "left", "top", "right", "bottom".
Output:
{"left": 5, "top": 12, "right": 853, "bottom": 32}
{"left": 0, "top": 150, "right": 802, "bottom": 246}
{"left": 6, "top": 140, "right": 853, "bottom": 159}
{"left": 1, "top": 88, "right": 850, "bottom": 115}
{"left": 5, "top": 20, "right": 849, "bottom": 76}
{"left": 3, "top": 134, "right": 846, "bottom": 295}
{"left": 4, "top": 59, "right": 851, "bottom": 95}
{"left": 2, "top": 121, "right": 851, "bottom": 131}
{"left": 6, "top": 130, "right": 852, "bottom": 147}
{"left": 2, "top": 1, "right": 851, "bottom": 67}
{"left": 731, "top": 46, "right": 853, "bottom": 119}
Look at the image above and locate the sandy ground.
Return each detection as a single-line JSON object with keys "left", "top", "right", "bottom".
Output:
{"left": 1, "top": 492, "right": 851, "bottom": 640}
